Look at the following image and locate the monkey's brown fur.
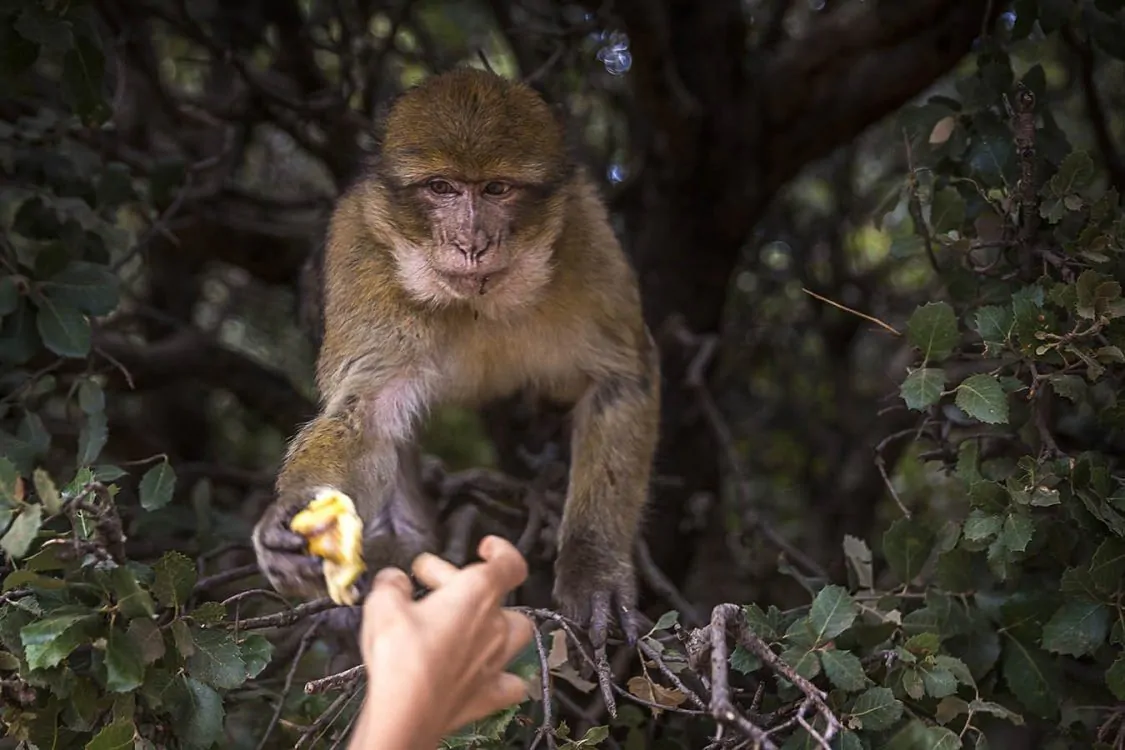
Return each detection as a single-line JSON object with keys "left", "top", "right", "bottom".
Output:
{"left": 252, "top": 67, "right": 660, "bottom": 646}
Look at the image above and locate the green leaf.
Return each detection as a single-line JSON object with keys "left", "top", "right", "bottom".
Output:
{"left": 967, "top": 698, "right": 1023, "bottom": 725}
{"left": 152, "top": 551, "right": 196, "bottom": 609}
{"left": 842, "top": 535, "right": 873, "bottom": 590}
{"left": 973, "top": 305, "right": 1012, "bottom": 352}
{"left": 139, "top": 461, "right": 176, "bottom": 511}
{"left": 186, "top": 627, "right": 247, "bottom": 689}
{"left": 106, "top": 625, "right": 145, "bottom": 692}
{"left": 883, "top": 516, "right": 936, "bottom": 583}
{"left": 963, "top": 509, "right": 1003, "bottom": 542}
{"left": 40, "top": 261, "right": 120, "bottom": 316}
{"left": 651, "top": 610, "right": 679, "bottom": 632}
{"left": 0, "top": 457, "right": 21, "bottom": 510}
{"left": 86, "top": 719, "right": 136, "bottom": 750}
{"left": 239, "top": 633, "right": 273, "bottom": 679}
{"left": 1107, "top": 654, "right": 1125, "bottom": 700}
{"left": 191, "top": 601, "right": 227, "bottom": 627}
{"left": 78, "top": 378, "right": 105, "bottom": 414}
{"left": 999, "top": 512, "right": 1035, "bottom": 553}
{"left": 849, "top": 686, "right": 904, "bottom": 732}
{"left": 77, "top": 410, "right": 107, "bottom": 467}
{"left": 35, "top": 300, "right": 90, "bottom": 358}
{"left": 1002, "top": 639, "right": 1060, "bottom": 719}
{"left": 1046, "top": 150, "right": 1095, "bottom": 198}
{"left": 920, "top": 665, "right": 958, "bottom": 698}
{"left": 820, "top": 649, "right": 868, "bottom": 691}
{"left": 730, "top": 644, "right": 762, "bottom": 675}
{"left": 1041, "top": 601, "right": 1110, "bottom": 657}
{"left": 955, "top": 374, "right": 1009, "bottom": 424}
{"left": 32, "top": 468, "right": 62, "bottom": 515}
{"left": 900, "top": 367, "right": 946, "bottom": 410}
{"left": 171, "top": 677, "right": 225, "bottom": 750}
{"left": 930, "top": 187, "right": 966, "bottom": 233}
{"left": 109, "top": 566, "right": 157, "bottom": 619}
{"left": 127, "top": 618, "right": 166, "bottom": 665}
{"left": 1089, "top": 538, "right": 1125, "bottom": 594}
{"left": 907, "top": 302, "right": 959, "bottom": 363}
{"left": 1, "top": 503, "right": 42, "bottom": 559}
{"left": 928, "top": 727, "right": 963, "bottom": 750}
{"left": 807, "top": 584, "right": 856, "bottom": 644}
{"left": 780, "top": 646, "right": 821, "bottom": 680}
{"left": 21, "top": 611, "right": 95, "bottom": 670}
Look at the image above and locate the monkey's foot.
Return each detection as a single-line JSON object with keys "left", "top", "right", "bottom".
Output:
{"left": 552, "top": 555, "right": 640, "bottom": 651}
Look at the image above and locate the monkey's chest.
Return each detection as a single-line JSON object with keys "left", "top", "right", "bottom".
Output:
{"left": 436, "top": 323, "right": 593, "bottom": 405}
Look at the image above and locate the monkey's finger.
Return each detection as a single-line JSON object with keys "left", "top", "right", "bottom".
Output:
{"left": 615, "top": 596, "right": 640, "bottom": 647}
{"left": 476, "top": 535, "right": 529, "bottom": 595}
{"left": 411, "top": 552, "right": 461, "bottom": 590}
{"left": 588, "top": 590, "right": 611, "bottom": 651}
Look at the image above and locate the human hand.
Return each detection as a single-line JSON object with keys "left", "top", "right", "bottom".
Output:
{"left": 349, "top": 535, "right": 536, "bottom": 749}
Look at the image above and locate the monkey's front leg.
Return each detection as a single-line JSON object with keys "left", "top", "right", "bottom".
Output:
{"left": 553, "top": 363, "right": 661, "bottom": 650}
{"left": 252, "top": 404, "right": 398, "bottom": 602}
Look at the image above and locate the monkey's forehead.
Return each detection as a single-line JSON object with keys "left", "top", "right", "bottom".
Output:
{"left": 382, "top": 70, "right": 567, "bottom": 184}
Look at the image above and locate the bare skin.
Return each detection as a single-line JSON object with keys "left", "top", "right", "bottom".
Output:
{"left": 348, "top": 536, "right": 535, "bottom": 749}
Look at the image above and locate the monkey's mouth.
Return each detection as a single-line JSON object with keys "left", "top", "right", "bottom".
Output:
{"left": 436, "top": 268, "right": 508, "bottom": 297}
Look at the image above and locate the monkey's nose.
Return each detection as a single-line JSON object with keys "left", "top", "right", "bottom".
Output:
{"left": 454, "top": 238, "right": 490, "bottom": 262}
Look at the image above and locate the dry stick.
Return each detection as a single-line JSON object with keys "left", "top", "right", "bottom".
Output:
{"left": 529, "top": 624, "right": 559, "bottom": 750}
{"left": 256, "top": 621, "right": 321, "bottom": 750}
{"left": 230, "top": 598, "right": 338, "bottom": 630}
{"left": 800, "top": 288, "right": 902, "bottom": 337}
{"left": 636, "top": 638, "right": 708, "bottom": 710}
{"left": 707, "top": 606, "right": 778, "bottom": 750}
{"left": 719, "top": 604, "right": 842, "bottom": 748}
{"left": 295, "top": 686, "right": 362, "bottom": 749}
{"left": 305, "top": 665, "right": 365, "bottom": 695}
{"left": 671, "top": 321, "right": 828, "bottom": 580}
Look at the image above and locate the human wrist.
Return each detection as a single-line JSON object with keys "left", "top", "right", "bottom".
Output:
{"left": 349, "top": 693, "right": 442, "bottom": 750}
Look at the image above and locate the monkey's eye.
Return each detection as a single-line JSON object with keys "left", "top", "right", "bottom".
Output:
{"left": 427, "top": 179, "right": 456, "bottom": 195}
{"left": 483, "top": 181, "right": 511, "bottom": 196}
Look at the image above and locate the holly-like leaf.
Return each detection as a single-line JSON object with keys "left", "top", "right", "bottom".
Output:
{"left": 1, "top": 503, "right": 42, "bottom": 559}
{"left": 1089, "top": 539, "right": 1125, "bottom": 594}
{"left": 808, "top": 585, "right": 856, "bottom": 644}
{"left": 139, "top": 460, "right": 176, "bottom": 511}
{"left": 109, "top": 565, "right": 157, "bottom": 619}
{"left": 171, "top": 676, "right": 225, "bottom": 750}
{"left": 907, "top": 302, "right": 959, "bottom": 363}
{"left": 20, "top": 611, "right": 95, "bottom": 670}
{"left": 40, "top": 261, "right": 120, "bottom": 316}
{"left": 820, "top": 649, "right": 868, "bottom": 691}
{"left": 191, "top": 601, "right": 227, "bottom": 627}
{"left": 0, "top": 457, "right": 21, "bottom": 510}
{"left": 999, "top": 512, "right": 1035, "bottom": 553}
{"left": 849, "top": 686, "right": 904, "bottom": 732}
{"left": 35, "top": 300, "right": 90, "bottom": 358}
{"left": 1045, "top": 150, "right": 1095, "bottom": 198}
{"left": 920, "top": 664, "right": 958, "bottom": 698}
{"left": 1041, "top": 601, "right": 1110, "bottom": 657}
{"left": 78, "top": 378, "right": 105, "bottom": 414}
{"left": 1048, "top": 374, "right": 1086, "bottom": 403}
{"left": 186, "top": 627, "right": 247, "bottom": 689}
{"left": 955, "top": 374, "right": 1009, "bottom": 424}
{"left": 730, "top": 644, "right": 761, "bottom": 675}
{"left": 152, "top": 551, "right": 196, "bottom": 609}
{"left": 77, "top": 409, "right": 107, "bottom": 467}
{"left": 128, "top": 618, "right": 166, "bottom": 665}
{"left": 1002, "top": 639, "right": 1060, "bottom": 719}
{"left": 651, "top": 610, "right": 679, "bottom": 632}
{"left": 239, "top": 633, "right": 273, "bottom": 679}
{"left": 31, "top": 468, "right": 61, "bottom": 515}
{"left": 963, "top": 509, "right": 1003, "bottom": 542}
{"left": 883, "top": 517, "right": 936, "bottom": 584}
{"left": 106, "top": 624, "right": 146, "bottom": 692}
{"left": 973, "top": 305, "right": 1013, "bottom": 351}
{"left": 86, "top": 719, "right": 136, "bottom": 750}
{"left": 900, "top": 368, "right": 946, "bottom": 410}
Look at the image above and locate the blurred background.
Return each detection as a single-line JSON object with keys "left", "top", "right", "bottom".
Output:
{"left": 2, "top": 0, "right": 1125, "bottom": 748}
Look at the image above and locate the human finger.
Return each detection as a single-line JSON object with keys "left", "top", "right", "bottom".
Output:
{"left": 366, "top": 566, "right": 413, "bottom": 613}
{"left": 475, "top": 535, "right": 529, "bottom": 595}
{"left": 447, "top": 672, "right": 531, "bottom": 732}
{"left": 498, "top": 610, "right": 536, "bottom": 667}
{"left": 411, "top": 552, "right": 461, "bottom": 590}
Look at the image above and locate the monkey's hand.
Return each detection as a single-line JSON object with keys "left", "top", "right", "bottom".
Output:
{"left": 253, "top": 488, "right": 366, "bottom": 605}
{"left": 553, "top": 541, "right": 639, "bottom": 654}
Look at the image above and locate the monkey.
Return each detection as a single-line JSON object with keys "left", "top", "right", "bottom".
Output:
{"left": 251, "top": 66, "right": 661, "bottom": 649}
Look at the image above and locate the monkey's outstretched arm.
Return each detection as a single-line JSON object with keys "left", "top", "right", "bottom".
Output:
{"left": 253, "top": 393, "right": 401, "bottom": 601}
{"left": 553, "top": 331, "right": 661, "bottom": 649}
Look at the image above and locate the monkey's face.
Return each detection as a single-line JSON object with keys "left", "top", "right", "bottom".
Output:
{"left": 373, "top": 68, "right": 571, "bottom": 309}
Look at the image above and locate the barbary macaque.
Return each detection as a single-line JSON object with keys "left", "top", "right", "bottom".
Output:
{"left": 252, "top": 66, "right": 661, "bottom": 647}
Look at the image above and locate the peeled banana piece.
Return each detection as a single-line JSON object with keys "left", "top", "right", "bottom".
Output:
{"left": 289, "top": 488, "right": 367, "bottom": 605}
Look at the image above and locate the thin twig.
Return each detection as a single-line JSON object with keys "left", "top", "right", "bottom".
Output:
{"left": 707, "top": 606, "right": 778, "bottom": 750}
{"left": 256, "top": 621, "right": 321, "bottom": 750}
{"left": 801, "top": 288, "right": 902, "bottom": 336}
{"left": 529, "top": 624, "right": 558, "bottom": 750}
{"left": 229, "top": 598, "right": 338, "bottom": 630}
